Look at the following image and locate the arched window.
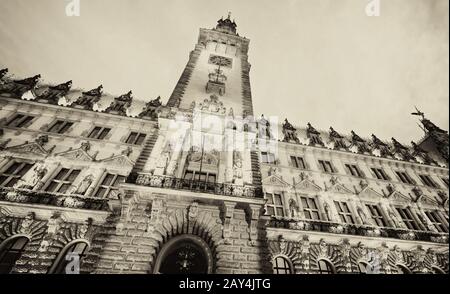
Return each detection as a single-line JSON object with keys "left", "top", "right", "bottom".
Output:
{"left": 0, "top": 236, "right": 29, "bottom": 274}
{"left": 431, "top": 266, "right": 445, "bottom": 274}
{"left": 395, "top": 264, "right": 412, "bottom": 274}
{"left": 273, "top": 256, "right": 292, "bottom": 274}
{"left": 317, "top": 259, "right": 335, "bottom": 274}
{"left": 49, "top": 241, "right": 88, "bottom": 274}
{"left": 358, "top": 262, "right": 369, "bottom": 274}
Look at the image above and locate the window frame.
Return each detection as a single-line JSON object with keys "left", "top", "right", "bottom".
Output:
{"left": 261, "top": 152, "right": 276, "bottom": 164}
{"left": 87, "top": 126, "right": 111, "bottom": 140}
{"left": 0, "top": 160, "right": 34, "bottom": 188}
{"left": 4, "top": 113, "right": 35, "bottom": 128}
{"left": 47, "top": 120, "right": 74, "bottom": 134}
{"left": 0, "top": 236, "right": 30, "bottom": 274}
{"left": 44, "top": 167, "right": 81, "bottom": 194}
{"left": 365, "top": 204, "right": 387, "bottom": 227}
{"left": 425, "top": 210, "right": 448, "bottom": 233}
{"left": 395, "top": 171, "right": 415, "bottom": 185}
{"left": 334, "top": 200, "right": 355, "bottom": 224}
{"left": 290, "top": 156, "right": 307, "bottom": 169}
{"left": 272, "top": 255, "right": 292, "bottom": 274}
{"left": 318, "top": 160, "right": 335, "bottom": 174}
{"left": 371, "top": 167, "right": 390, "bottom": 181}
{"left": 125, "top": 132, "right": 147, "bottom": 145}
{"left": 396, "top": 207, "right": 420, "bottom": 230}
{"left": 418, "top": 174, "right": 439, "bottom": 189}
{"left": 93, "top": 173, "right": 126, "bottom": 199}
{"left": 345, "top": 164, "right": 364, "bottom": 178}
{"left": 300, "top": 196, "right": 321, "bottom": 220}
{"left": 48, "top": 240, "right": 89, "bottom": 274}
{"left": 317, "top": 259, "right": 335, "bottom": 274}
{"left": 265, "top": 192, "right": 285, "bottom": 217}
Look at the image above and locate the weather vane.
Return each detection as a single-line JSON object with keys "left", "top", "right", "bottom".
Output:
{"left": 411, "top": 106, "right": 425, "bottom": 120}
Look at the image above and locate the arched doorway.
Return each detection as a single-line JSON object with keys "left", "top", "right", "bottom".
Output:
{"left": 153, "top": 235, "right": 214, "bottom": 274}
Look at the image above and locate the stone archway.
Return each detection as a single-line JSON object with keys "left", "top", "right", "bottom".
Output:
{"left": 153, "top": 235, "right": 214, "bottom": 274}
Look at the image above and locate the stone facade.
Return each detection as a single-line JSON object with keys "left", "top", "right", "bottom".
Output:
{"left": 0, "top": 15, "right": 448, "bottom": 274}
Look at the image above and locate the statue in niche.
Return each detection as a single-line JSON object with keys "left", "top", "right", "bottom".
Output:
{"left": 357, "top": 207, "right": 370, "bottom": 225}
{"left": 328, "top": 127, "right": 347, "bottom": 149}
{"left": 350, "top": 130, "right": 370, "bottom": 153}
{"left": 39, "top": 80, "right": 72, "bottom": 103}
{"left": 74, "top": 85, "right": 103, "bottom": 109}
{"left": 81, "top": 141, "right": 91, "bottom": 152}
{"left": 156, "top": 144, "right": 172, "bottom": 174}
{"left": 370, "top": 134, "right": 392, "bottom": 157}
{"left": 391, "top": 137, "right": 414, "bottom": 161}
{"left": 232, "top": 151, "right": 243, "bottom": 182}
{"left": 18, "top": 164, "right": 48, "bottom": 190}
{"left": 289, "top": 199, "right": 300, "bottom": 218}
{"left": 410, "top": 141, "right": 437, "bottom": 165}
{"left": 306, "top": 123, "right": 324, "bottom": 146}
{"left": 258, "top": 115, "right": 271, "bottom": 139}
{"left": 76, "top": 174, "right": 94, "bottom": 195}
{"left": 387, "top": 207, "right": 401, "bottom": 228}
{"left": 106, "top": 90, "right": 133, "bottom": 115}
{"left": 282, "top": 119, "right": 299, "bottom": 143}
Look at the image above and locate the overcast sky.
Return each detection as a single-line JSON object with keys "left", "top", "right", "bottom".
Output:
{"left": 0, "top": 0, "right": 448, "bottom": 143}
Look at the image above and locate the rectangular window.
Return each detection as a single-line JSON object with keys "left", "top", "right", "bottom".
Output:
{"left": 0, "top": 161, "right": 33, "bottom": 187}
{"left": 318, "top": 160, "right": 335, "bottom": 173}
{"left": 366, "top": 204, "right": 387, "bottom": 227}
{"left": 94, "top": 173, "right": 126, "bottom": 199}
{"left": 45, "top": 168, "right": 81, "bottom": 193}
{"left": 345, "top": 164, "right": 363, "bottom": 178}
{"left": 265, "top": 193, "right": 284, "bottom": 217}
{"left": 47, "top": 120, "right": 74, "bottom": 134}
{"left": 5, "top": 114, "right": 34, "bottom": 128}
{"left": 334, "top": 201, "right": 355, "bottom": 224}
{"left": 290, "top": 156, "right": 306, "bottom": 169}
{"left": 425, "top": 211, "right": 448, "bottom": 233}
{"left": 183, "top": 170, "right": 216, "bottom": 192}
{"left": 261, "top": 152, "right": 276, "bottom": 164}
{"left": 88, "top": 126, "right": 111, "bottom": 140}
{"left": 395, "top": 171, "right": 415, "bottom": 185}
{"left": 371, "top": 168, "right": 389, "bottom": 181}
{"left": 126, "top": 132, "right": 146, "bottom": 145}
{"left": 396, "top": 207, "right": 420, "bottom": 230}
{"left": 419, "top": 174, "right": 439, "bottom": 189}
{"left": 442, "top": 178, "right": 449, "bottom": 188}
{"left": 301, "top": 196, "right": 321, "bottom": 220}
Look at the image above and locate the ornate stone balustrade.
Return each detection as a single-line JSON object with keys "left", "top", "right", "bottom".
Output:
{"left": 0, "top": 187, "right": 109, "bottom": 211}
{"left": 134, "top": 174, "right": 263, "bottom": 198}
{"left": 268, "top": 217, "right": 449, "bottom": 244}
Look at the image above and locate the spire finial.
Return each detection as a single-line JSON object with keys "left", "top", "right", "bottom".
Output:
{"left": 227, "top": 11, "right": 232, "bottom": 19}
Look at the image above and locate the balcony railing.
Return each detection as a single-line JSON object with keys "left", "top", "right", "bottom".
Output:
{"left": 134, "top": 174, "right": 263, "bottom": 198}
{"left": 0, "top": 187, "right": 109, "bottom": 211}
{"left": 268, "top": 217, "right": 449, "bottom": 244}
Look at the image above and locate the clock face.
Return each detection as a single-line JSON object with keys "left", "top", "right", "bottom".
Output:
{"left": 208, "top": 54, "right": 232, "bottom": 68}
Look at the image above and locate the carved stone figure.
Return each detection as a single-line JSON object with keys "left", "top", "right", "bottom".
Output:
{"left": 232, "top": 150, "right": 243, "bottom": 181}
{"left": 350, "top": 130, "right": 370, "bottom": 153}
{"left": 306, "top": 123, "right": 324, "bottom": 146}
{"left": 282, "top": 119, "right": 299, "bottom": 143}
{"left": 76, "top": 174, "right": 94, "bottom": 195}
{"left": 258, "top": 115, "right": 271, "bottom": 139}
{"left": 198, "top": 94, "right": 226, "bottom": 114}
{"left": 323, "top": 202, "right": 332, "bottom": 221}
{"left": 188, "top": 202, "right": 199, "bottom": 220}
{"left": 391, "top": 137, "right": 414, "bottom": 161}
{"left": 39, "top": 80, "right": 72, "bottom": 103}
{"left": 328, "top": 127, "right": 347, "bottom": 149}
{"left": 0, "top": 68, "right": 8, "bottom": 80}
{"left": 289, "top": 199, "right": 299, "bottom": 218}
{"left": 74, "top": 85, "right": 103, "bottom": 109}
{"left": 0, "top": 74, "right": 41, "bottom": 96}
{"left": 80, "top": 141, "right": 91, "bottom": 152}
{"left": 106, "top": 90, "right": 133, "bottom": 115}
{"left": 35, "top": 135, "right": 48, "bottom": 147}
{"left": 371, "top": 134, "right": 392, "bottom": 157}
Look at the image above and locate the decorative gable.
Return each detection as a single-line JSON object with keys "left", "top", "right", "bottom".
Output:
{"left": 388, "top": 191, "right": 411, "bottom": 204}
{"left": 6, "top": 142, "right": 49, "bottom": 156}
{"left": 100, "top": 154, "right": 135, "bottom": 168}
{"left": 328, "top": 183, "right": 353, "bottom": 194}
{"left": 358, "top": 187, "right": 383, "bottom": 201}
{"left": 56, "top": 148, "right": 94, "bottom": 162}
{"left": 262, "top": 174, "right": 290, "bottom": 187}
{"left": 416, "top": 195, "right": 439, "bottom": 207}
{"left": 294, "top": 179, "right": 322, "bottom": 193}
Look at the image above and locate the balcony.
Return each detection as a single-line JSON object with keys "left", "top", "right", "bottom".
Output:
{"left": 0, "top": 187, "right": 109, "bottom": 211}
{"left": 134, "top": 174, "right": 263, "bottom": 198}
{"left": 268, "top": 217, "right": 449, "bottom": 244}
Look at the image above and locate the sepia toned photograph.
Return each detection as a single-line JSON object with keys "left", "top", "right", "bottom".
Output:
{"left": 0, "top": 0, "right": 448, "bottom": 288}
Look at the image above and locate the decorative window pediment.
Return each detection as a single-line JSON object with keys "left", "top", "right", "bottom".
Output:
{"left": 262, "top": 174, "right": 290, "bottom": 187}
{"left": 56, "top": 148, "right": 94, "bottom": 162}
{"left": 358, "top": 187, "right": 383, "bottom": 201}
{"left": 5, "top": 142, "right": 49, "bottom": 156}
{"left": 327, "top": 183, "right": 353, "bottom": 194}
{"left": 294, "top": 179, "right": 322, "bottom": 193}
{"left": 99, "top": 154, "right": 135, "bottom": 168}
{"left": 388, "top": 191, "right": 411, "bottom": 204}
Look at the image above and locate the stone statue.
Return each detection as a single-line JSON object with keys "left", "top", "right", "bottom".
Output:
{"left": 289, "top": 199, "right": 299, "bottom": 218}
{"left": 76, "top": 174, "right": 94, "bottom": 195}
{"left": 81, "top": 141, "right": 91, "bottom": 152}
{"left": 74, "top": 85, "right": 103, "bottom": 109}
{"left": 106, "top": 90, "right": 133, "bottom": 115}
{"left": 39, "top": 80, "right": 73, "bottom": 103}
{"left": 350, "top": 130, "right": 370, "bottom": 153}
{"left": 1, "top": 74, "right": 41, "bottom": 96}
{"left": 371, "top": 134, "right": 392, "bottom": 157}
{"left": 329, "top": 127, "right": 347, "bottom": 149}
{"left": 232, "top": 151, "right": 243, "bottom": 181}
{"left": 391, "top": 137, "right": 414, "bottom": 161}
{"left": 357, "top": 207, "right": 369, "bottom": 225}
{"left": 324, "top": 202, "right": 332, "bottom": 221}
{"left": 307, "top": 122, "right": 324, "bottom": 146}
{"left": 282, "top": 119, "right": 299, "bottom": 143}
{"left": 139, "top": 96, "right": 162, "bottom": 118}
{"left": 22, "top": 165, "right": 48, "bottom": 189}
{"left": 0, "top": 68, "right": 8, "bottom": 80}
{"left": 35, "top": 135, "right": 49, "bottom": 147}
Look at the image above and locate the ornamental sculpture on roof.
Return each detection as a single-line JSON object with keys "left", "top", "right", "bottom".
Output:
{"left": 73, "top": 85, "right": 103, "bottom": 109}
{"left": 38, "top": 80, "right": 73, "bottom": 104}
{"left": 106, "top": 90, "right": 133, "bottom": 115}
